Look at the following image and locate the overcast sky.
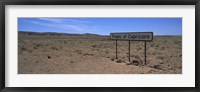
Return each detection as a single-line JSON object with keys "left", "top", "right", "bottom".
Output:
{"left": 18, "top": 18, "right": 182, "bottom": 35}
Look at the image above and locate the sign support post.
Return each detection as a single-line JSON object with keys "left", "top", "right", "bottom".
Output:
{"left": 129, "top": 40, "right": 130, "bottom": 63}
{"left": 116, "top": 40, "right": 118, "bottom": 59}
{"left": 144, "top": 41, "right": 146, "bottom": 65}
{"left": 110, "top": 32, "right": 153, "bottom": 65}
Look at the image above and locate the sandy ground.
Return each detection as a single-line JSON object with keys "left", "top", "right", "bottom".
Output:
{"left": 18, "top": 34, "right": 182, "bottom": 74}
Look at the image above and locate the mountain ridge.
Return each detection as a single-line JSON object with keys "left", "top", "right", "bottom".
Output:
{"left": 18, "top": 31, "right": 105, "bottom": 37}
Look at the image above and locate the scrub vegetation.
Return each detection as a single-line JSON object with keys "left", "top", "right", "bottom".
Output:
{"left": 18, "top": 31, "right": 182, "bottom": 74}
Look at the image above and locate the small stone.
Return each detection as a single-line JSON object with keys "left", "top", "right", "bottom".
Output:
{"left": 116, "top": 59, "right": 122, "bottom": 63}
{"left": 48, "top": 56, "right": 51, "bottom": 59}
{"left": 111, "top": 58, "right": 114, "bottom": 61}
{"left": 129, "top": 60, "right": 140, "bottom": 66}
{"left": 153, "top": 65, "right": 160, "bottom": 69}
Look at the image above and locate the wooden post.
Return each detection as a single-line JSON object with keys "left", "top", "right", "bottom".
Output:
{"left": 116, "top": 40, "right": 118, "bottom": 59}
{"left": 129, "top": 40, "right": 130, "bottom": 63}
{"left": 144, "top": 41, "right": 147, "bottom": 65}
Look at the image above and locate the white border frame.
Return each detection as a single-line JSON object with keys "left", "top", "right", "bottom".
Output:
{"left": 5, "top": 5, "right": 195, "bottom": 87}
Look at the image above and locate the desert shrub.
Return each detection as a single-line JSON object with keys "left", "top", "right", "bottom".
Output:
{"left": 159, "top": 62, "right": 164, "bottom": 64}
{"left": 27, "top": 50, "right": 32, "bottom": 53}
{"left": 134, "top": 55, "right": 140, "bottom": 59}
{"left": 163, "top": 40, "right": 168, "bottom": 42}
{"left": 33, "top": 46, "right": 37, "bottom": 49}
{"left": 151, "top": 52, "right": 156, "bottom": 55}
{"left": 132, "top": 55, "right": 142, "bottom": 63}
{"left": 83, "top": 53, "right": 94, "bottom": 56}
{"left": 150, "top": 44, "right": 154, "bottom": 47}
{"left": 21, "top": 47, "right": 26, "bottom": 51}
{"left": 19, "top": 40, "right": 26, "bottom": 44}
{"left": 157, "top": 55, "right": 164, "bottom": 60}
{"left": 35, "top": 61, "right": 39, "bottom": 63}
{"left": 76, "top": 50, "right": 82, "bottom": 54}
{"left": 174, "top": 41, "right": 181, "bottom": 46}
{"left": 64, "top": 41, "right": 67, "bottom": 44}
{"left": 136, "top": 47, "right": 142, "bottom": 50}
{"left": 161, "top": 47, "right": 165, "bottom": 50}
{"left": 51, "top": 47, "right": 59, "bottom": 50}
{"left": 151, "top": 51, "right": 161, "bottom": 55}
{"left": 91, "top": 44, "right": 97, "bottom": 48}
{"left": 105, "top": 50, "right": 109, "bottom": 54}
{"left": 130, "top": 54, "right": 135, "bottom": 57}
{"left": 33, "top": 43, "right": 43, "bottom": 47}
{"left": 106, "top": 56, "right": 110, "bottom": 58}
{"left": 155, "top": 44, "right": 159, "bottom": 47}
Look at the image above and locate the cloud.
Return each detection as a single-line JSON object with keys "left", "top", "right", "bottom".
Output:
{"left": 38, "top": 18, "right": 64, "bottom": 23}
{"left": 65, "top": 19, "right": 90, "bottom": 23}
{"left": 38, "top": 18, "right": 90, "bottom": 23}
{"left": 22, "top": 18, "right": 96, "bottom": 33}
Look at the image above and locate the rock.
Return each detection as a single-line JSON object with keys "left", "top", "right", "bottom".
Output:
{"left": 111, "top": 58, "right": 115, "bottom": 61}
{"left": 153, "top": 65, "right": 160, "bottom": 69}
{"left": 116, "top": 59, "right": 122, "bottom": 63}
{"left": 151, "top": 65, "right": 160, "bottom": 69}
{"left": 129, "top": 60, "right": 140, "bottom": 66}
{"left": 20, "top": 46, "right": 26, "bottom": 51}
{"left": 92, "top": 45, "right": 97, "bottom": 48}
{"left": 85, "top": 53, "right": 94, "bottom": 56}
{"left": 179, "top": 54, "right": 182, "bottom": 58}
{"left": 76, "top": 50, "right": 82, "bottom": 54}
{"left": 48, "top": 56, "right": 51, "bottom": 59}
{"left": 51, "top": 47, "right": 59, "bottom": 50}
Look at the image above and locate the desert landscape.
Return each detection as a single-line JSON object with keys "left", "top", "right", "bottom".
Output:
{"left": 18, "top": 31, "right": 182, "bottom": 74}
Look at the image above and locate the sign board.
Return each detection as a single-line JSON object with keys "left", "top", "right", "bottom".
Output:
{"left": 110, "top": 32, "right": 153, "bottom": 41}
{"left": 110, "top": 32, "right": 153, "bottom": 65}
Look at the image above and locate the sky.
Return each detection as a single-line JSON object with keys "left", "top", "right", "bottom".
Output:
{"left": 18, "top": 18, "right": 182, "bottom": 35}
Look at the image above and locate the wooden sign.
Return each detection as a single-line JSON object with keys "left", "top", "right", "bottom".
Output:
{"left": 110, "top": 32, "right": 153, "bottom": 65}
{"left": 110, "top": 32, "right": 153, "bottom": 41}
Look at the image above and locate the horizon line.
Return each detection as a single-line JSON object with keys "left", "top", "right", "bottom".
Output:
{"left": 18, "top": 30, "right": 182, "bottom": 36}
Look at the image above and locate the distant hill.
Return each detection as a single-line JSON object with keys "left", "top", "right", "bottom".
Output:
{"left": 18, "top": 31, "right": 103, "bottom": 37}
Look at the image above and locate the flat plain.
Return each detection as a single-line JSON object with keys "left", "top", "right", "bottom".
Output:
{"left": 18, "top": 32, "right": 182, "bottom": 74}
